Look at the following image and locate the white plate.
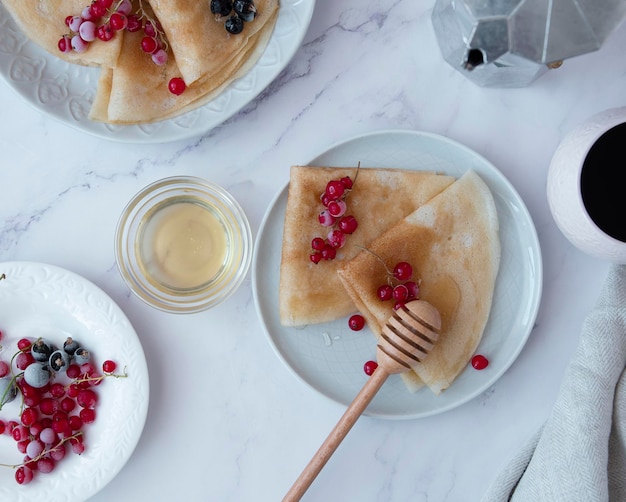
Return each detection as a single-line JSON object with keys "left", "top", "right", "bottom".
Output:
{"left": 252, "top": 130, "right": 543, "bottom": 419}
{"left": 0, "top": 0, "right": 315, "bottom": 143}
{"left": 0, "top": 262, "right": 149, "bottom": 501}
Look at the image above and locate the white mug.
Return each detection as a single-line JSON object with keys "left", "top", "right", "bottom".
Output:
{"left": 547, "top": 107, "right": 626, "bottom": 263}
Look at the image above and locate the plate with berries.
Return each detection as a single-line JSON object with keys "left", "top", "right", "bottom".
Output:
{"left": 252, "top": 129, "right": 542, "bottom": 419}
{"left": 0, "top": 262, "right": 149, "bottom": 500}
{"left": 0, "top": 0, "right": 315, "bottom": 142}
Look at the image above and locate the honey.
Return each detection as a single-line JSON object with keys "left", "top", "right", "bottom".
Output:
{"left": 137, "top": 197, "right": 229, "bottom": 291}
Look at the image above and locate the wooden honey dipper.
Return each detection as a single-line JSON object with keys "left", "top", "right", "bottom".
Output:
{"left": 283, "top": 300, "right": 442, "bottom": 502}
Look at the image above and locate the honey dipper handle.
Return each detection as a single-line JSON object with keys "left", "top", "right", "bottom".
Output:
{"left": 283, "top": 367, "right": 390, "bottom": 502}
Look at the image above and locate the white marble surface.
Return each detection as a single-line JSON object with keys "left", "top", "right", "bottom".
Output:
{"left": 0, "top": 0, "right": 623, "bottom": 500}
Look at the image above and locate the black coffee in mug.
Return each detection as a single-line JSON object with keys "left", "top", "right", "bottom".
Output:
{"left": 580, "top": 123, "right": 626, "bottom": 243}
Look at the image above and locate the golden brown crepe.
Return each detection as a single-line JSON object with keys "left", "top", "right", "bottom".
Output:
{"left": 147, "top": 0, "right": 278, "bottom": 86}
{"left": 2, "top": 0, "right": 124, "bottom": 68}
{"left": 89, "top": 5, "right": 278, "bottom": 124}
{"left": 337, "top": 171, "right": 500, "bottom": 394}
{"left": 279, "top": 166, "right": 455, "bottom": 327}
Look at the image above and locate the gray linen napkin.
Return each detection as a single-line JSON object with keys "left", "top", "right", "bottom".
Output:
{"left": 483, "top": 264, "right": 626, "bottom": 502}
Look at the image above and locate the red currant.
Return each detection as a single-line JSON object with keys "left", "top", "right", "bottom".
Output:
{"left": 327, "top": 229, "right": 346, "bottom": 248}
{"left": 15, "top": 351, "right": 35, "bottom": 370}
{"left": 318, "top": 210, "right": 335, "bottom": 227}
{"left": 310, "top": 252, "right": 322, "bottom": 264}
{"left": 109, "top": 12, "right": 127, "bottom": 31}
{"left": 168, "top": 77, "right": 186, "bottom": 95}
{"left": 89, "top": 2, "right": 107, "bottom": 18}
{"left": 0, "top": 360, "right": 9, "bottom": 378}
{"left": 348, "top": 314, "right": 365, "bottom": 331}
{"left": 37, "top": 457, "right": 55, "bottom": 473}
{"left": 393, "top": 262, "right": 413, "bottom": 281}
{"left": 471, "top": 354, "right": 489, "bottom": 370}
{"left": 340, "top": 176, "right": 353, "bottom": 189}
{"left": 17, "top": 338, "right": 32, "bottom": 351}
{"left": 363, "top": 360, "right": 378, "bottom": 376}
{"left": 320, "top": 244, "right": 336, "bottom": 260}
{"left": 57, "top": 36, "right": 72, "bottom": 53}
{"left": 320, "top": 192, "right": 331, "bottom": 207}
{"left": 20, "top": 408, "right": 38, "bottom": 427}
{"left": 377, "top": 284, "right": 393, "bottom": 301}
{"left": 141, "top": 36, "right": 158, "bottom": 54}
{"left": 79, "top": 408, "right": 96, "bottom": 424}
{"left": 15, "top": 466, "right": 33, "bottom": 485}
{"left": 337, "top": 215, "right": 358, "bottom": 234}
{"left": 325, "top": 180, "right": 345, "bottom": 200}
{"left": 126, "top": 14, "right": 143, "bottom": 32}
{"left": 327, "top": 200, "right": 346, "bottom": 217}
{"left": 311, "top": 237, "right": 325, "bottom": 251}
{"left": 392, "top": 284, "right": 409, "bottom": 302}
{"left": 66, "top": 364, "right": 81, "bottom": 379}
{"left": 144, "top": 20, "right": 157, "bottom": 37}
{"left": 102, "top": 360, "right": 117, "bottom": 373}
{"left": 404, "top": 281, "right": 419, "bottom": 299}
{"left": 96, "top": 24, "right": 114, "bottom": 42}
{"left": 77, "top": 389, "right": 98, "bottom": 409}
{"left": 49, "top": 383, "right": 66, "bottom": 398}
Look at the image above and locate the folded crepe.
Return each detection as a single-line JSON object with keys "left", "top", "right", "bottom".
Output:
{"left": 90, "top": 2, "right": 278, "bottom": 123}
{"left": 147, "top": 0, "right": 278, "bottom": 86}
{"left": 279, "top": 166, "right": 455, "bottom": 327}
{"left": 337, "top": 171, "right": 500, "bottom": 394}
{"left": 2, "top": 0, "right": 124, "bottom": 68}
{"left": 3, "top": 0, "right": 279, "bottom": 124}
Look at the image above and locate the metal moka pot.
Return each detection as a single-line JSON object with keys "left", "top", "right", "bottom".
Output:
{"left": 432, "top": 0, "right": 626, "bottom": 87}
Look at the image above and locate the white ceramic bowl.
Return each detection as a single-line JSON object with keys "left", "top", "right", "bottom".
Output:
{"left": 547, "top": 107, "right": 626, "bottom": 263}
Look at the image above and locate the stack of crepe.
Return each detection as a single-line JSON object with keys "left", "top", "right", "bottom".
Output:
{"left": 279, "top": 166, "right": 455, "bottom": 326}
{"left": 2, "top": 0, "right": 279, "bottom": 124}
{"left": 279, "top": 167, "right": 500, "bottom": 395}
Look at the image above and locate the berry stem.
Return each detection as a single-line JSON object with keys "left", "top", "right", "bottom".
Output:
{"left": 70, "top": 367, "right": 128, "bottom": 387}
{"left": 355, "top": 245, "right": 393, "bottom": 280}
{"left": 0, "top": 432, "right": 83, "bottom": 469}
{"left": 352, "top": 161, "right": 361, "bottom": 185}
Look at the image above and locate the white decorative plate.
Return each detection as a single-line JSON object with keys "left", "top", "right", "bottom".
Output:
{"left": 0, "top": 0, "right": 315, "bottom": 143}
{"left": 252, "top": 130, "right": 543, "bottom": 419}
{"left": 0, "top": 262, "right": 149, "bottom": 501}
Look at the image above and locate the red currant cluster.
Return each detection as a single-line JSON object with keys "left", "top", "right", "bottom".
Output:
{"left": 310, "top": 175, "right": 359, "bottom": 263}
{"left": 58, "top": 0, "right": 169, "bottom": 67}
{"left": 0, "top": 336, "right": 125, "bottom": 485}
{"left": 376, "top": 261, "right": 420, "bottom": 311}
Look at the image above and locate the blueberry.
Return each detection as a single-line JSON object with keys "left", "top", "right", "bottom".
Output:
{"left": 63, "top": 337, "right": 80, "bottom": 355}
{"left": 233, "top": 0, "right": 256, "bottom": 22}
{"left": 31, "top": 338, "right": 55, "bottom": 362}
{"left": 73, "top": 348, "right": 91, "bottom": 365}
{"left": 210, "top": 0, "right": 233, "bottom": 16}
{"left": 225, "top": 14, "right": 244, "bottom": 34}
{"left": 49, "top": 349, "right": 70, "bottom": 372}
{"left": 0, "top": 377, "right": 17, "bottom": 408}
{"left": 23, "top": 362, "right": 51, "bottom": 388}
